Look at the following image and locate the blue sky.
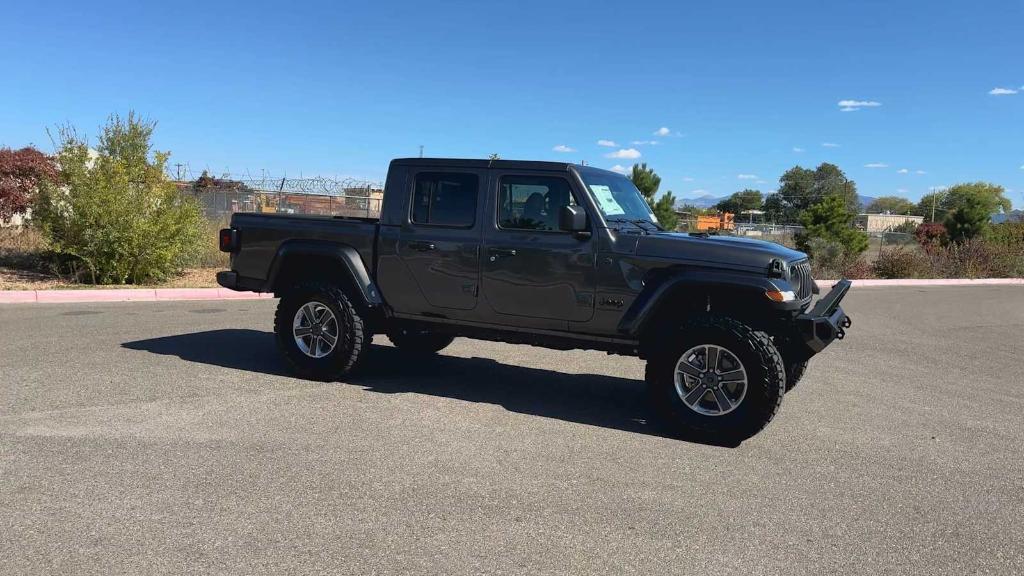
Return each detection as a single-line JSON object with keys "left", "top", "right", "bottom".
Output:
{"left": 2, "top": 0, "right": 1022, "bottom": 205}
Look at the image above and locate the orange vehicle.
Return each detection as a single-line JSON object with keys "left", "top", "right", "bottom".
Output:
{"left": 695, "top": 212, "right": 735, "bottom": 232}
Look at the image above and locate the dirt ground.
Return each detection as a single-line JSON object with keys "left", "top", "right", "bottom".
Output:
{"left": 0, "top": 267, "right": 220, "bottom": 291}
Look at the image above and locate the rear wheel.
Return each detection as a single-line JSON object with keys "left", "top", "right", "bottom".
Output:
{"left": 387, "top": 327, "right": 454, "bottom": 355}
{"left": 645, "top": 315, "right": 785, "bottom": 441}
{"left": 274, "top": 283, "right": 368, "bottom": 381}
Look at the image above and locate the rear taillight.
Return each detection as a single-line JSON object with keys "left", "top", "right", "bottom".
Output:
{"left": 219, "top": 228, "right": 239, "bottom": 253}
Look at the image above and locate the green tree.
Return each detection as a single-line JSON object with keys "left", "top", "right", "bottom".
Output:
{"left": 795, "top": 195, "right": 869, "bottom": 257}
{"left": 34, "top": 112, "right": 205, "bottom": 284}
{"left": 715, "top": 189, "right": 763, "bottom": 215}
{"left": 629, "top": 163, "right": 677, "bottom": 229}
{"left": 653, "top": 191, "right": 679, "bottom": 230}
{"left": 866, "top": 196, "right": 914, "bottom": 214}
{"left": 916, "top": 191, "right": 947, "bottom": 222}
{"left": 777, "top": 163, "right": 860, "bottom": 220}
{"left": 762, "top": 193, "right": 785, "bottom": 223}
{"left": 941, "top": 182, "right": 1011, "bottom": 216}
{"left": 629, "top": 163, "right": 661, "bottom": 201}
{"left": 944, "top": 193, "right": 990, "bottom": 243}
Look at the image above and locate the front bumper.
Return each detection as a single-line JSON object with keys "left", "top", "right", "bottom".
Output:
{"left": 796, "top": 279, "right": 852, "bottom": 355}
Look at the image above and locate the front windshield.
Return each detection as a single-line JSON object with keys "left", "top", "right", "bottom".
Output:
{"left": 575, "top": 166, "right": 658, "bottom": 224}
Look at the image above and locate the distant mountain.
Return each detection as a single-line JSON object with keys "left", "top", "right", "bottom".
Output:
{"left": 857, "top": 195, "right": 877, "bottom": 211}
{"left": 678, "top": 194, "right": 726, "bottom": 209}
{"left": 992, "top": 210, "right": 1024, "bottom": 224}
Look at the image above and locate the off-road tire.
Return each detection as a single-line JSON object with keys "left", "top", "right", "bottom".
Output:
{"left": 387, "top": 328, "right": 455, "bottom": 355}
{"left": 784, "top": 358, "right": 808, "bottom": 392}
{"left": 274, "top": 282, "right": 368, "bottom": 381}
{"left": 645, "top": 315, "right": 786, "bottom": 441}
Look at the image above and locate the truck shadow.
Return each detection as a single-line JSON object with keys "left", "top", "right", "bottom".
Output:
{"left": 123, "top": 329, "right": 740, "bottom": 447}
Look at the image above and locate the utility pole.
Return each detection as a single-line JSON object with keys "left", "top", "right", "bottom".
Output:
{"left": 174, "top": 163, "right": 183, "bottom": 181}
{"left": 931, "top": 193, "right": 937, "bottom": 223}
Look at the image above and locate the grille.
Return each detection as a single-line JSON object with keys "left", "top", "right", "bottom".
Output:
{"left": 791, "top": 261, "right": 813, "bottom": 300}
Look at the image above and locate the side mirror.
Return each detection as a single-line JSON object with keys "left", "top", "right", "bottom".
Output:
{"left": 558, "top": 205, "right": 589, "bottom": 234}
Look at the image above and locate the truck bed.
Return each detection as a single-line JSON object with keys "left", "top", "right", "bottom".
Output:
{"left": 228, "top": 212, "right": 379, "bottom": 290}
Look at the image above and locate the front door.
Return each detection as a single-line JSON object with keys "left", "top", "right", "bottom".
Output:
{"left": 397, "top": 169, "right": 484, "bottom": 311}
{"left": 481, "top": 172, "right": 596, "bottom": 323}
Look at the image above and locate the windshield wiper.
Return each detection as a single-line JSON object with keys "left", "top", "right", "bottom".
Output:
{"left": 609, "top": 217, "right": 662, "bottom": 233}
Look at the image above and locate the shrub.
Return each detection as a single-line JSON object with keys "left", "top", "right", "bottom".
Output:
{"left": 806, "top": 237, "right": 874, "bottom": 279}
{"left": 872, "top": 247, "right": 934, "bottom": 279}
{"left": 988, "top": 222, "right": 1024, "bottom": 247}
{"left": 914, "top": 222, "right": 947, "bottom": 251}
{"left": 0, "top": 147, "right": 59, "bottom": 225}
{"left": 926, "top": 238, "right": 1022, "bottom": 278}
{"left": 33, "top": 113, "right": 205, "bottom": 284}
{"left": 839, "top": 257, "right": 875, "bottom": 279}
{"left": 796, "top": 195, "right": 869, "bottom": 257}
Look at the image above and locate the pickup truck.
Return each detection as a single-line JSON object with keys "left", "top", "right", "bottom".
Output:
{"left": 218, "top": 158, "right": 852, "bottom": 440}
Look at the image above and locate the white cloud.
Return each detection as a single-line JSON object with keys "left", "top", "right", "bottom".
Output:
{"left": 897, "top": 168, "right": 909, "bottom": 174}
{"left": 605, "top": 148, "right": 642, "bottom": 159}
{"left": 552, "top": 144, "right": 576, "bottom": 153}
{"left": 864, "top": 163, "right": 889, "bottom": 168}
{"left": 737, "top": 174, "right": 758, "bottom": 180}
{"left": 896, "top": 188, "right": 909, "bottom": 194}
{"left": 792, "top": 147, "right": 805, "bottom": 152}
{"left": 631, "top": 140, "right": 659, "bottom": 146}
{"left": 682, "top": 177, "right": 695, "bottom": 182}
{"left": 756, "top": 180, "right": 767, "bottom": 184}
{"left": 989, "top": 87, "right": 1018, "bottom": 95}
{"left": 690, "top": 189, "right": 710, "bottom": 195}
{"left": 653, "top": 127, "right": 671, "bottom": 136}
{"left": 609, "top": 164, "right": 630, "bottom": 174}
{"left": 597, "top": 139, "right": 618, "bottom": 147}
{"left": 822, "top": 142, "right": 841, "bottom": 148}
{"left": 915, "top": 170, "right": 927, "bottom": 175}
{"left": 838, "top": 99, "right": 882, "bottom": 111}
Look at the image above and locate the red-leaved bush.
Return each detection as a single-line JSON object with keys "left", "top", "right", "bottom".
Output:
{"left": 913, "top": 222, "right": 947, "bottom": 252}
{"left": 0, "top": 147, "right": 58, "bottom": 224}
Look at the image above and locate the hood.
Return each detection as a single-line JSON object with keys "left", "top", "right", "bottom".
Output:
{"left": 634, "top": 232, "right": 806, "bottom": 272}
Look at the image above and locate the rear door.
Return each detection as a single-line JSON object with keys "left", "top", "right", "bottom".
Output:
{"left": 396, "top": 169, "right": 485, "bottom": 311}
{"left": 480, "top": 171, "right": 597, "bottom": 324}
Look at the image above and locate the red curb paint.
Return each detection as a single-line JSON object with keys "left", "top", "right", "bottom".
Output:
{"left": 0, "top": 290, "right": 37, "bottom": 304}
{"left": 36, "top": 289, "right": 158, "bottom": 303}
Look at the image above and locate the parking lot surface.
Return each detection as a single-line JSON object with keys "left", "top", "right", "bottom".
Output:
{"left": 1, "top": 286, "right": 1022, "bottom": 575}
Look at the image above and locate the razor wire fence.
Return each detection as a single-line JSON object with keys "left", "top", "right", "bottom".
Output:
{"left": 172, "top": 171, "right": 385, "bottom": 221}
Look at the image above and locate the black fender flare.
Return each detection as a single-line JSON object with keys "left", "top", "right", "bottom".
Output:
{"left": 617, "top": 269, "right": 793, "bottom": 337}
{"left": 265, "top": 240, "right": 383, "bottom": 307}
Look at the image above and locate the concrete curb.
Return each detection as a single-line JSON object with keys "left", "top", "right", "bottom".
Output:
{"left": 0, "top": 288, "right": 275, "bottom": 304}
{"left": 817, "top": 278, "right": 1024, "bottom": 289}
{"left": 0, "top": 278, "right": 1021, "bottom": 305}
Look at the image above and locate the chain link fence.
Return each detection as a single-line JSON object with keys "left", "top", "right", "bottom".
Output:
{"left": 175, "top": 174, "right": 385, "bottom": 221}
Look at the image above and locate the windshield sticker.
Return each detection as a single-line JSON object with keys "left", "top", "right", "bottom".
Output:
{"left": 589, "top": 185, "right": 626, "bottom": 216}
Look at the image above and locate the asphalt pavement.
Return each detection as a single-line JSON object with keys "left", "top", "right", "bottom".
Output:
{"left": 1, "top": 286, "right": 1022, "bottom": 575}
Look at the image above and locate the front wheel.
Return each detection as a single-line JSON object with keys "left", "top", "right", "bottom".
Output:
{"left": 645, "top": 315, "right": 786, "bottom": 441}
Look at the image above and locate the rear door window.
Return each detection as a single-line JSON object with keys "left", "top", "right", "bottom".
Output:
{"left": 411, "top": 172, "right": 478, "bottom": 227}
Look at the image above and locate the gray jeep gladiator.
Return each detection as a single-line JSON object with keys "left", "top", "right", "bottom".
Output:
{"left": 218, "top": 158, "right": 851, "bottom": 440}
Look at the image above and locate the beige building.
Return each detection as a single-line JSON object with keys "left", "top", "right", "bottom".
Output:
{"left": 854, "top": 213, "right": 924, "bottom": 233}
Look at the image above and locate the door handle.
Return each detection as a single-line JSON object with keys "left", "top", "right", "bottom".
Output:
{"left": 408, "top": 241, "right": 436, "bottom": 251}
{"left": 488, "top": 248, "right": 517, "bottom": 261}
